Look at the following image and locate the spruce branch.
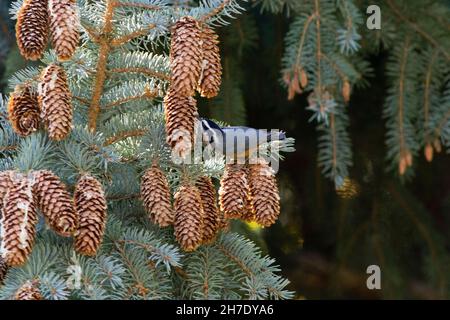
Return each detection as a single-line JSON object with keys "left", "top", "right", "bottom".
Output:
{"left": 109, "top": 67, "right": 170, "bottom": 81}
{"left": 88, "top": 0, "right": 116, "bottom": 132}
{"left": 200, "top": 0, "right": 232, "bottom": 23}
{"left": 115, "top": 1, "right": 163, "bottom": 11}
{"left": 111, "top": 24, "right": 157, "bottom": 46}
{"left": 386, "top": 0, "right": 450, "bottom": 61}
{"left": 422, "top": 50, "right": 439, "bottom": 143}
{"left": 104, "top": 129, "right": 147, "bottom": 146}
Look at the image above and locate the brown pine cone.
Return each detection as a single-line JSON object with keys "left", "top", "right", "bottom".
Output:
{"left": 218, "top": 164, "right": 252, "bottom": 219}
{"left": 197, "top": 24, "right": 222, "bottom": 98}
{"left": 174, "top": 184, "right": 204, "bottom": 252}
{"left": 74, "top": 174, "right": 107, "bottom": 256}
{"left": 170, "top": 16, "right": 203, "bottom": 96}
{"left": 7, "top": 85, "right": 40, "bottom": 136}
{"left": 38, "top": 64, "right": 73, "bottom": 141}
{"left": 248, "top": 160, "right": 280, "bottom": 227}
{"left": 0, "top": 170, "right": 14, "bottom": 214}
{"left": 141, "top": 164, "right": 174, "bottom": 227}
{"left": 1, "top": 173, "right": 38, "bottom": 267}
{"left": 16, "top": 0, "right": 49, "bottom": 60}
{"left": 164, "top": 88, "right": 198, "bottom": 158}
{"left": 49, "top": 0, "right": 80, "bottom": 61}
{"left": 196, "top": 176, "right": 220, "bottom": 244}
{"left": 14, "top": 280, "right": 43, "bottom": 300}
{"left": 0, "top": 256, "right": 9, "bottom": 285}
{"left": 33, "top": 170, "right": 77, "bottom": 237}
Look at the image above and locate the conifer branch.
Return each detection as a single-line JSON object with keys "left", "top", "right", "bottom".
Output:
{"left": 423, "top": 50, "right": 438, "bottom": 142}
{"left": 115, "top": 2, "right": 162, "bottom": 10}
{"left": 88, "top": 0, "right": 116, "bottom": 132}
{"left": 73, "top": 96, "right": 90, "bottom": 105}
{"left": 111, "top": 24, "right": 157, "bottom": 46}
{"left": 330, "top": 114, "right": 338, "bottom": 174}
{"left": 107, "top": 193, "right": 140, "bottom": 201}
{"left": 294, "top": 13, "right": 316, "bottom": 70}
{"left": 321, "top": 53, "right": 347, "bottom": 82}
{"left": 102, "top": 88, "right": 159, "bottom": 109}
{"left": 200, "top": 0, "right": 232, "bottom": 23}
{"left": 109, "top": 67, "right": 170, "bottom": 81}
{"left": 104, "top": 129, "right": 147, "bottom": 146}
{"left": 387, "top": 0, "right": 450, "bottom": 61}
{"left": 0, "top": 146, "right": 17, "bottom": 152}
{"left": 434, "top": 110, "right": 450, "bottom": 139}
{"left": 82, "top": 25, "right": 101, "bottom": 43}
{"left": 397, "top": 38, "right": 410, "bottom": 159}
{"left": 314, "top": 0, "right": 323, "bottom": 113}
{"left": 216, "top": 244, "right": 252, "bottom": 276}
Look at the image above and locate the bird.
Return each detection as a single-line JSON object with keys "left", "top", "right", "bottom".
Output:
{"left": 199, "top": 118, "right": 286, "bottom": 160}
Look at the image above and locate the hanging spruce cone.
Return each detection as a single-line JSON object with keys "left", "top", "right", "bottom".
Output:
{"left": 174, "top": 184, "right": 204, "bottom": 252}
{"left": 0, "top": 171, "right": 14, "bottom": 213}
{"left": 218, "top": 164, "right": 252, "bottom": 219}
{"left": 49, "top": 0, "right": 80, "bottom": 61}
{"left": 38, "top": 64, "right": 73, "bottom": 141}
{"left": 248, "top": 160, "right": 280, "bottom": 227}
{"left": 14, "top": 280, "right": 42, "bottom": 300}
{"left": 0, "top": 256, "right": 9, "bottom": 285}
{"left": 170, "top": 16, "right": 203, "bottom": 96}
{"left": 7, "top": 85, "right": 40, "bottom": 136}
{"left": 74, "top": 174, "right": 107, "bottom": 256}
{"left": 1, "top": 174, "right": 38, "bottom": 267}
{"left": 16, "top": 0, "right": 49, "bottom": 60}
{"left": 141, "top": 165, "right": 174, "bottom": 227}
{"left": 33, "top": 170, "right": 77, "bottom": 237}
{"left": 196, "top": 176, "right": 220, "bottom": 244}
{"left": 197, "top": 24, "right": 222, "bottom": 98}
{"left": 164, "top": 88, "right": 198, "bottom": 158}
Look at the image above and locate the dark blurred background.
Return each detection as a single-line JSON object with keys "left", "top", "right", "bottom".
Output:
{"left": 1, "top": 0, "right": 449, "bottom": 299}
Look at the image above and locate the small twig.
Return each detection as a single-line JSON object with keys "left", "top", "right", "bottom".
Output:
{"left": 72, "top": 95, "right": 90, "bottom": 105}
{"left": 115, "top": 2, "right": 162, "bottom": 10}
{"left": 101, "top": 89, "right": 158, "bottom": 109}
{"left": 111, "top": 25, "right": 156, "bottom": 46}
{"left": 107, "top": 193, "right": 140, "bottom": 201}
{"left": 104, "top": 129, "right": 147, "bottom": 146}
{"left": 109, "top": 67, "right": 170, "bottom": 81}
{"left": 82, "top": 24, "right": 101, "bottom": 43}
{"left": 0, "top": 145, "right": 17, "bottom": 152}
{"left": 199, "top": 0, "right": 231, "bottom": 23}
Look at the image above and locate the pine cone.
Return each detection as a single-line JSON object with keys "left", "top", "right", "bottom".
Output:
{"left": 0, "top": 256, "right": 9, "bottom": 285}
{"left": 164, "top": 88, "right": 198, "bottom": 158}
{"left": 197, "top": 24, "right": 222, "bottom": 98}
{"left": 0, "top": 174, "right": 38, "bottom": 267}
{"left": 196, "top": 176, "right": 220, "bottom": 244}
{"left": 141, "top": 164, "right": 174, "bottom": 227}
{"left": 14, "top": 280, "right": 42, "bottom": 300}
{"left": 33, "top": 170, "right": 77, "bottom": 237}
{"left": 7, "top": 85, "right": 40, "bottom": 136}
{"left": 218, "top": 164, "right": 252, "bottom": 219}
{"left": 38, "top": 64, "right": 73, "bottom": 141}
{"left": 0, "top": 171, "right": 14, "bottom": 214}
{"left": 174, "top": 184, "right": 204, "bottom": 252}
{"left": 16, "top": 0, "right": 49, "bottom": 60}
{"left": 170, "top": 16, "right": 203, "bottom": 96}
{"left": 49, "top": 0, "right": 80, "bottom": 61}
{"left": 74, "top": 174, "right": 107, "bottom": 256}
{"left": 248, "top": 161, "right": 280, "bottom": 227}
{"left": 217, "top": 210, "right": 230, "bottom": 232}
